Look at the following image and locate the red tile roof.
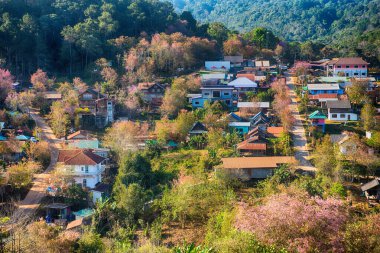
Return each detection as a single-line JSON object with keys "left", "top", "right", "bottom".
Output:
{"left": 330, "top": 57, "right": 369, "bottom": 65}
{"left": 236, "top": 73, "right": 255, "bottom": 82}
{"left": 58, "top": 149, "right": 105, "bottom": 165}
{"left": 67, "top": 130, "right": 91, "bottom": 140}
{"left": 309, "top": 94, "right": 338, "bottom": 100}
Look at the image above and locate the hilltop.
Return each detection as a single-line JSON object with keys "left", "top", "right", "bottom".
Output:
{"left": 169, "top": 0, "right": 380, "bottom": 42}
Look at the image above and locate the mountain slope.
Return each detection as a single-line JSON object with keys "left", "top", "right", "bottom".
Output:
{"left": 169, "top": 0, "right": 380, "bottom": 42}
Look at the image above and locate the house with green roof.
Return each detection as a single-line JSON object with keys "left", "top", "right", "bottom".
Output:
{"left": 309, "top": 110, "right": 327, "bottom": 132}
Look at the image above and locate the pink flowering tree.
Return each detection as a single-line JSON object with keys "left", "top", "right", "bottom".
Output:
{"left": 235, "top": 193, "right": 348, "bottom": 253}
{"left": 0, "top": 68, "right": 14, "bottom": 104}
{"left": 30, "top": 69, "right": 53, "bottom": 91}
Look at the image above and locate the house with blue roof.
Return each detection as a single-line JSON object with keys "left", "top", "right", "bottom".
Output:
{"left": 307, "top": 83, "right": 343, "bottom": 95}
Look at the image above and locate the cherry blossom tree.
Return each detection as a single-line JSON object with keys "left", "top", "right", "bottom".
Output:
{"left": 235, "top": 193, "right": 348, "bottom": 253}
{"left": 0, "top": 68, "right": 14, "bottom": 104}
{"left": 31, "top": 69, "right": 53, "bottom": 91}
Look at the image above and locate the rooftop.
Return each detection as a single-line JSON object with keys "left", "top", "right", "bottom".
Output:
{"left": 58, "top": 149, "right": 106, "bottom": 165}
{"left": 307, "top": 83, "right": 340, "bottom": 91}
{"left": 237, "top": 102, "right": 270, "bottom": 108}
{"left": 228, "top": 77, "right": 257, "bottom": 88}
{"left": 221, "top": 156, "right": 295, "bottom": 169}
{"left": 361, "top": 179, "right": 380, "bottom": 192}
{"left": 228, "top": 122, "right": 251, "bottom": 127}
{"left": 326, "top": 100, "right": 351, "bottom": 109}
{"left": 309, "top": 110, "right": 327, "bottom": 119}
{"left": 329, "top": 57, "right": 369, "bottom": 65}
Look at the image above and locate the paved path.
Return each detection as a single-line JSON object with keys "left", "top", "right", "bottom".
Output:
{"left": 12, "top": 110, "right": 60, "bottom": 220}
{"left": 286, "top": 78, "right": 316, "bottom": 171}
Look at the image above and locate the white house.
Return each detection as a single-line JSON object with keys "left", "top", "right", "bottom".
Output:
{"left": 228, "top": 77, "right": 257, "bottom": 95}
{"left": 326, "top": 100, "right": 358, "bottom": 121}
{"left": 57, "top": 149, "right": 106, "bottom": 189}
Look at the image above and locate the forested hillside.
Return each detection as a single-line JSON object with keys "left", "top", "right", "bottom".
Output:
{"left": 169, "top": 0, "right": 380, "bottom": 42}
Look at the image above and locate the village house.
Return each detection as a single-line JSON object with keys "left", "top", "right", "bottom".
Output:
{"left": 188, "top": 122, "right": 208, "bottom": 137}
{"left": 43, "top": 91, "right": 62, "bottom": 101}
{"left": 361, "top": 178, "right": 380, "bottom": 202}
{"left": 228, "top": 77, "right": 258, "bottom": 96}
{"left": 326, "top": 100, "right": 357, "bottom": 121}
{"left": 325, "top": 57, "right": 369, "bottom": 77}
{"left": 306, "top": 83, "right": 343, "bottom": 95}
{"left": 249, "top": 111, "right": 271, "bottom": 127}
{"left": 137, "top": 82, "right": 169, "bottom": 107}
{"left": 78, "top": 88, "right": 114, "bottom": 129}
{"left": 57, "top": 149, "right": 106, "bottom": 189}
{"left": 330, "top": 132, "right": 358, "bottom": 155}
{"left": 191, "top": 85, "right": 238, "bottom": 109}
{"left": 219, "top": 156, "right": 295, "bottom": 180}
{"left": 228, "top": 122, "right": 251, "bottom": 135}
{"left": 309, "top": 110, "right": 327, "bottom": 132}
{"left": 224, "top": 56, "right": 244, "bottom": 68}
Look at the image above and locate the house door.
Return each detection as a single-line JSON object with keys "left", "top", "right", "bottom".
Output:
{"left": 347, "top": 114, "right": 351, "bottom": 121}
{"left": 83, "top": 179, "right": 87, "bottom": 188}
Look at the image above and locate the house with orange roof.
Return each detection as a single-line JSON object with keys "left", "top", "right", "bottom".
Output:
{"left": 57, "top": 149, "right": 106, "bottom": 188}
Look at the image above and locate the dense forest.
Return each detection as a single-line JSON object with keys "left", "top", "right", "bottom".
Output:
{"left": 169, "top": 0, "right": 380, "bottom": 42}
{"left": 1, "top": 0, "right": 379, "bottom": 81}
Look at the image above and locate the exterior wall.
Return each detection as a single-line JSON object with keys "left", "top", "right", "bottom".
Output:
{"left": 92, "top": 191, "right": 103, "bottom": 203}
{"left": 251, "top": 168, "right": 274, "bottom": 179}
{"left": 309, "top": 89, "right": 343, "bottom": 95}
{"left": 229, "top": 126, "right": 250, "bottom": 134}
{"left": 333, "top": 64, "right": 368, "bottom": 77}
{"left": 62, "top": 164, "right": 104, "bottom": 188}
{"left": 328, "top": 112, "right": 358, "bottom": 121}
{"left": 192, "top": 89, "right": 237, "bottom": 108}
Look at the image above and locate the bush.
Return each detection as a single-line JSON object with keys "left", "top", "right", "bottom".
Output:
{"left": 76, "top": 230, "right": 105, "bottom": 253}
{"left": 344, "top": 213, "right": 380, "bottom": 253}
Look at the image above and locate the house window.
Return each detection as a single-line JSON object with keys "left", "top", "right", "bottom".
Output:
{"left": 346, "top": 65, "right": 349, "bottom": 68}
{"left": 213, "top": 91, "right": 221, "bottom": 98}
{"left": 81, "top": 166, "right": 84, "bottom": 171}
{"left": 340, "top": 114, "right": 345, "bottom": 118}
{"left": 354, "top": 73, "right": 359, "bottom": 76}
{"left": 204, "top": 93, "right": 210, "bottom": 96}
{"left": 83, "top": 93, "right": 92, "bottom": 100}
{"left": 194, "top": 101, "right": 199, "bottom": 105}
{"left": 223, "top": 92, "right": 229, "bottom": 96}
{"left": 337, "top": 65, "right": 341, "bottom": 68}
{"left": 332, "top": 114, "right": 337, "bottom": 118}
{"left": 83, "top": 179, "right": 87, "bottom": 188}
{"left": 362, "top": 65, "right": 366, "bottom": 68}
{"left": 85, "top": 165, "right": 89, "bottom": 173}
{"left": 354, "top": 65, "right": 358, "bottom": 68}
